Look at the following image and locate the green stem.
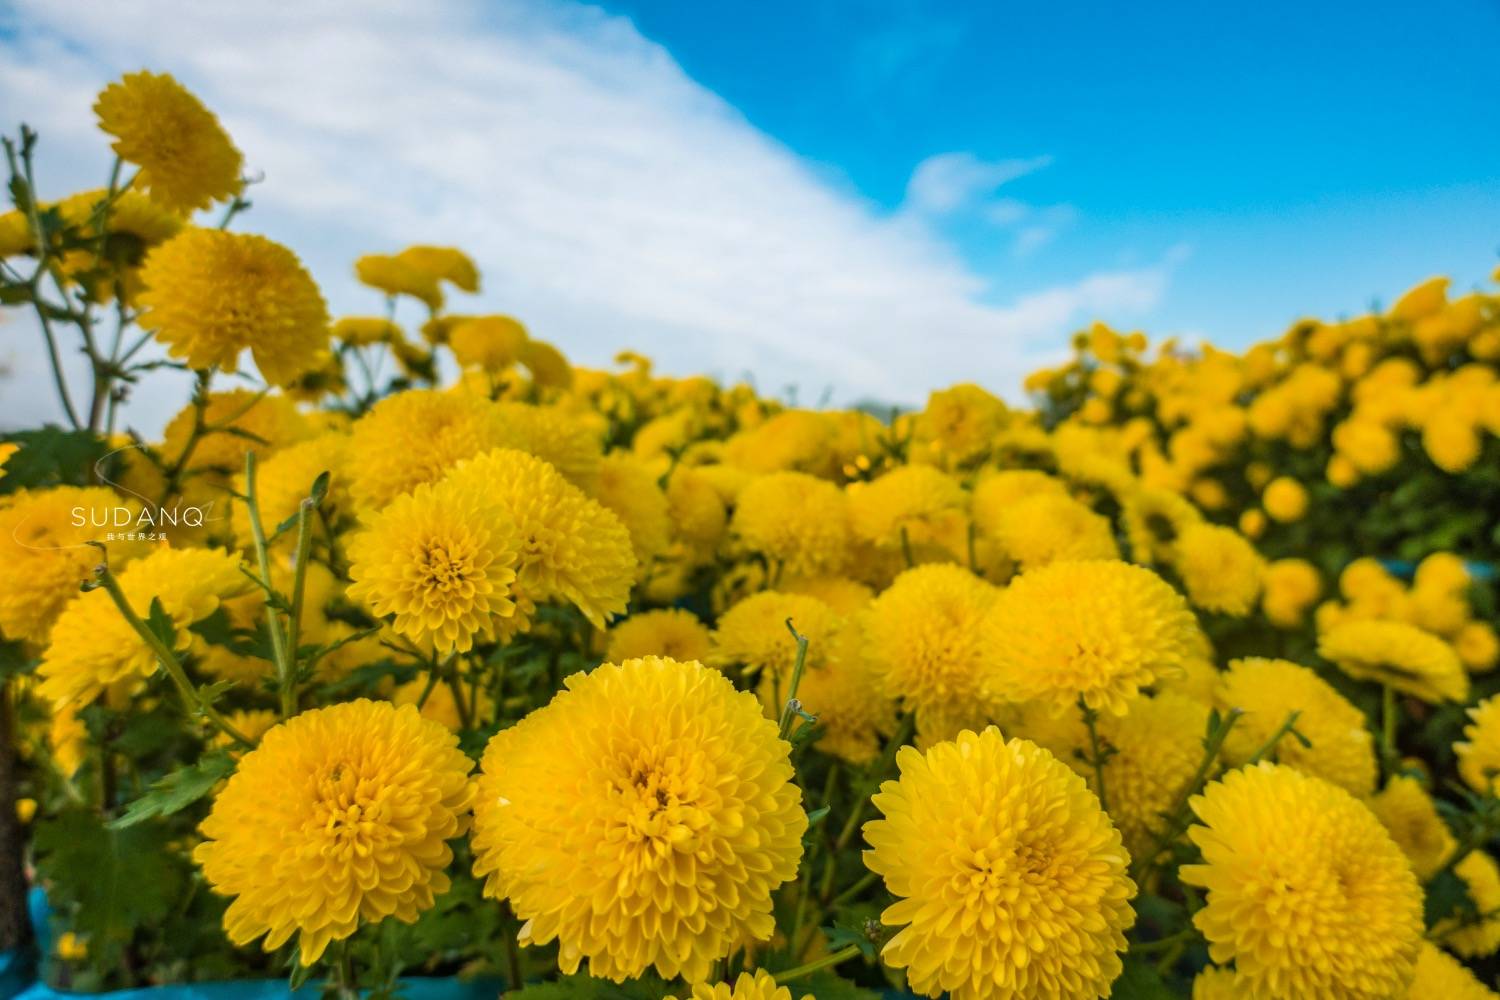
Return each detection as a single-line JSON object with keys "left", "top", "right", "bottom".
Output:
{"left": 829, "top": 870, "right": 880, "bottom": 908}
{"left": 1080, "top": 697, "right": 1110, "bottom": 814}
{"left": 1245, "top": 710, "right": 1302, "bottom": 764}
{"left": 243, "top": 452, "right": 294, "bottom": 714}
{"left": 1132, "top": 708, "right": 1243, "bottom": 881}
{"left": 92, "top": 563, "right": 254, "bottom": 748}
{"left": 282, "top": 497, "right": 317, "bottom": 718}
{"left": 777, "top": 620, "right": 811, "bottom": 741}
{"left": 774, "top": 944, "right": 862, "bottom": 984}
{"left": 1381, "top": 685, "right": 1399, "bottom": 775}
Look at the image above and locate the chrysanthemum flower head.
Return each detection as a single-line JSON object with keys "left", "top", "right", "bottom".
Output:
{"left": 138, "top": 229, "right": 330, "bottom": 386}
{"left": 1318, "top": 619, "right": 1468, "bottom": 703}
{"left": 863, "top": 727, "right": 1136, "bottom": 1000}
{"left": 730, "top": 471, "right": 851, "bottom": 577}
{"left": 0, "top": 486, "right": 148, "bottom": 644}
{"left": 1405, "top": 942, "right": 1499, "bottom": 999}
{"left": 1118, "top": 486, "right": 1201, "bottom": 566}
{"left": 1261, "top": 557, "right": 1322, "bottom": 628}
{"left": 160, "top": 389, "right": 310, "bottom": 492}
{"left": 667, "top": 970, "right": 809, "bottom": 1000}
{"left": 470, "top": 656, "right": 807, "bottom": 982}
{"left": 863, "top": 564, "right": 1000, "bottom": 745}
{"left": 449, "top": 315, "right": 528, "bottom": 373}
{"left": 230, "top": 432, "right": 350, "bottom": 547}
{"left": 94, "top": 71, "right": 242, "bottom": 212}
{"left": 1456, "top": 695, "right": 1500, "bottom": 794}
{"left": 1170, "top": 522, "right": 1264, "bottom": 616}
{"left": 711, "top": 591, "right": 842, "bottom": 684}
{"left": 396, "top": 245, "right": 480, "bottom": 293}
{"left": 38, "top": 546, "right": 248, "bottom": 708}
{"left": 979, "top": 491, "right": 1118, "bottom": 571}
{"left": 346, "top": 390, "right": 506, "bottom": 511}
{"left": 606, "top": 608, "right": 712, "bottom": 664}
{"left": 1180, "top": 763, "right": 1423, "bottom": 1000}
{"left": 440, "top": 448, "right": 635, "bottom": 629}
{"left": 346, "top": 472, "right": 521, "bottom": 654}
{"left": 355, "top": 253, "right": 444, "bottom": 309}
{"left": 915, "top": 382, "right": 1008, "bottom": 464}
{"left": 195, "top": 700, "right": 474, "bottom": 965}
{"left": 592, "top": 451, "right": 672, "bottom": 569}
{"left": 846, "top": 464, "right": 966, "bottom": 551}
{"left": 490, "top": 401, "right": 603, "bottom": 491}
{"left": 763, "top": 616, "right": 896, "bottom": 765}
{"left": 1089, "top": 693, "right": 1209, "bottom": 859}
{"left": 1216, "top": 657, "right": 1376, "bottom": 795}
{"left": 1369, "top": 775, "right": 1456, "bottom": 881}
{"left": 982, "top": 560, "right": 1197, "bottom": 716}
{"left": 1436, "top": 852, "right": 1500, "bottom": 957}
{"left": 1191, "top": 967, "right": 1242, "bottom": 1000}
{"left": 1261, "top": 476, "right": 1309, "bottom": 522}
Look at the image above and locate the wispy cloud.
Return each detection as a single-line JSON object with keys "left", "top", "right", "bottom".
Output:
{"left": 904, "top": 151, "right": 1078, "bottom": 258}
{"left": 0, "top": 0, "right": 1177, "bottom": 434}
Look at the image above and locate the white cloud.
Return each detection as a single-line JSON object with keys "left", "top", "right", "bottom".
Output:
{"left": 0, "top": 0, "right": 1177, "bottom": 435}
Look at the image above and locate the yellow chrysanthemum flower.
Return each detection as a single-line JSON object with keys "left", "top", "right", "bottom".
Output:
{"left": 846, "top": 464, "right": 966, "bottom": 551}
{"left": 1086, "top": 693, "right": 1209, "bottom": 860}
{"left": 593, "top": 451, "right": 672, "bottom": 568}
{"left": 38, "top": 547, "right": 248, "bottom": 708}
{"left": 195, "top": 700, "right": 474, "bottom": 965}
{"left": 159, "top": 389, "right": 310, "bottom": 492}
{"left": 1118, "top": 486, "right": 1201, "bottom": 566}
{"left": 490, "top": 402, "right": 603, "bottom": 491}
{"left": 1190, "top": 967, "right": 1241, "bottom": 999}
{"left": 979, "top": 491, "right": 1119, "bottom": 571}
{"left": 1404, "top": 942, "right": 1498, "bottom": 999}
{"left": 1170, "top": 522, "right": 1264, "bottom": 617}
{"left": 1181, "top": 762, "right": 1423, "bottom": 1000}
{"left": 711, "top": 591, "right": 842, "bottom": 684}
{"left": 915, "top": 383, "right": 1008, "bottom": 464}
{"left": 396, "top": 245, "right": 480, "bottom": 293}
{"left": 1456, "top": 695, "right": 1500, "bottom": 794}
{"left": 667, "top": 970, "right": 809, "bottom": 1000}
{"left": 1318, "top": 619, "right": 1468, "bottom": 703}
{"left": 441, "top": 448, "right": 635, "bottom": 629}
{"left": 470, "top": 656, "right": 806, "bottom": 982}
{"left": 1261, "top": 476, "right": 1309, "bottom": 522}
{"left": 346, "top": 390, "right": 504, "bottom": 510}
{"left": 762, "top": 617, "right": 896, "bottom": 765}
{"left": 863, "top": 564, "right": 999, "bottom": 745}
{"left": 1369, "top": 775, "right": 1456, "bottom": 881}
{"left": 1260, "top": 557, "right": 1322, "bottom": 628}
{"left": 93, "top": 71, "right": 242, "bottom": 212}
{"left": 138, "top": 229, "right": 330, "bottom": 386}
{"left": 1216, "top": 657, "right": 1376, "bottom": 796}
{"left": 1437, "top": 852, "right": 1500, "bottom": 957}
{"left": 971, "top": 469, "right": 1067, "bottom": 528}
{"left": 230, "top": 432, "right": 350, "bottom": 546}
{"left": 331, "top": 316, "right": 400, "bottom": 347}
{"left": 0, "top": 486, "right": 147, "bottom": 644}
{"left": 450, "top": 315, "right": 528, "bottom": 373}
{"left": 730, "top": 471, "right": 851, "bottom": 577}
{"left": 606, "top": 608, "right": 712, "bottom": 664}
{"left": 982, "top": 560, "right": 1196, "bottom": 716}
{"left": 354, "top": 253, "right": 443, "bottom": 309}
{"left": 346, "top": 473, "right": 520, "bottom": 654}
{"left": 778, "top": 574, "right": 873, "bottom": 616}
{"left": 391, "top": 672, "right": 494, "bottom": 730}
{"left": 863, "top": 728, "right": 1136, "bottom": 1000}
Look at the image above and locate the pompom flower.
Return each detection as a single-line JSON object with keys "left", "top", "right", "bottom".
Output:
{"left": 606, "top": 608, "right": 712, "bottom": 664}
{"left": 1170, "top": 522, "right": 1263, "bottom": 617}
{"left": 439, "top": 448, "right": 635, "bottom": 630}
{"left": 1404, "top": 942, "right": 1498, "bottom": 999}
{"left": 1456, "top": 695, "right": 1500, "bottom": 794}
{"left": 730, "top": 471, "right": 851, "bottom": 577}
{"left": 38, "top": 547, "right": 248, "bottom": 708}
{"left": 667, "top": 970, "right": 809, "bottom": 1000}
{"left": 1180, "top": 763, "right": 1423, "bottom": 1000}
{"left": 863, "top": 727, "right": 1136, "bottom": 1000}
{"left": 1369, "top": 776, "right": 1456, "bottom": 881}
{"left": 0, "top": 486, "right": 146, "bottom": 644}
{"left": 194, "top": 700, "right": 475, "bottom": 965}
{"left": 981, "top": 560, "right": 1197, "bottom": 716}
{"left": 346, "top": 473, "right": 521, "bottom": 654}
{"left": 1089, "top": 693, "right": 1209, "bottom": 860}
{"left": 1318, "top": 619, "right": 1469, "bottom": 703}
{"left": 862, "top": 564, "right": 1000, "bottom": 745}
{"left": 470, "top": 656, "right": 807, "bottom": 982}
{"left": 979, "top": 491, "right": 1118, "bottom": 571}
{"left": 711, "top": 591, "right": 843, "bottom": 685}
{"left": 845, "top": 464, "right": 966, "bottom": 551}
{"left": 1261, "top": 476, "right": 1308, "bottom": 522}
{"left": 1215, "top": 657, "right": 1376, "bottom": 796}
{"left": 346, "top": 390, "right": 505, "bottom": 511}
{"left": 93, "top": 71, "right": 242, "bottom": 212}
{"left": 592, "top": 451, "right": 672, "bottom": 568}
{"left": 138, "top": 229, "right": 330, "bottom": 386}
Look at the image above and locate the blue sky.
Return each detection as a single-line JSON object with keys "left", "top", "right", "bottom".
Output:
{"left": 600, "top": 0, "right": 1500, "bottom": 340}
{"left": 1, "top": 0, "right": 1497, "bottom": 432}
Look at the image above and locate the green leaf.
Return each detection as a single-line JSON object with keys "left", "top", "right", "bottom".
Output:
{"left": 109, "top": 751, "right": 237, "bottom": 829}
{"left": 0, "top": 639, "right": 36, "bottom": 681}
{"left": 798, "top": 972, "right": 878, "bottom": 1000}
{"left": 1425, "top": 867, "right": 1477, "bottom": 927}
{"left": 1110, "top": 957, "right": 1176, "bottom": 999}
{"left": 308, "top": 469, "right": 330, "bottom": 507}
{"left": 145, "top": 597, "right": 177, "bottom": 651}
{"left": 32, "top": 809, "right": 183, "bottom": 963}
{"left": 0, "top": 426, "right": 114, "bottom": 492}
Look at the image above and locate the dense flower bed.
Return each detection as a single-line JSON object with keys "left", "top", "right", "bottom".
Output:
{"left": 2, "top": 70, "right": 1500, "bottom": 999}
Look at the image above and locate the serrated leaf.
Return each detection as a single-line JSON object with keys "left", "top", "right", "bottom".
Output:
{"left": 109, "top": 751, "right": 237, "bottom": 829}
{"left": 32, "top": 809, "right": 182, "bottom": 962}
{"left": 1425, "top": 867, "right": 1478, "bottom": 927}
{"left": 145, "top": 597, "right": 177, "bottom": 651}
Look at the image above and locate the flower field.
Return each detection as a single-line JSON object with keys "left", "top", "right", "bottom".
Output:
{"left": 3, "top": 71, "right": 1500, "bottom": 1000}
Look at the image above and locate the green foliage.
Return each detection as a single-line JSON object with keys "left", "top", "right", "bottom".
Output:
{"left": 109, "top": 751, "right": 237, "bottom": 829}
{"left": 0, "top": 427, "right": 114, "bottom": 493}
{"left": 32, "top": 809, "right": 184, "bottom": 967}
